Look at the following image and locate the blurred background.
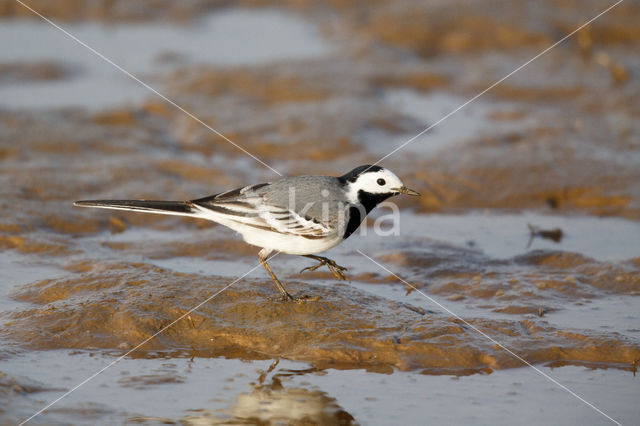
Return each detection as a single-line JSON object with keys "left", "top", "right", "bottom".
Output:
{"left": 1, "top": 0, "right": 639, "bottom": 424}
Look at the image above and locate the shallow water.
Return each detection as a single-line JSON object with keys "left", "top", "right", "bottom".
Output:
{"left": 0, "top": 251, "right": 66, "bottom": 312}
{"left": 359, "top": 90, "right": 538, "bottom": 157}
{"left": 2, "top": 350, "right": 638, "bottom": 425}
{"left": 0, "top": 8, "right": 330, "bottom": 110}
{"left": 400, "top": 211, "right": 640, "bottom": 262}
{"left": 1, "top": 1, "right": 639, "bottom": 424}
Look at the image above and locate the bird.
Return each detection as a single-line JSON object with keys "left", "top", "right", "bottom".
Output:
{"left": 74, "top": 165, "right": 419, "bottom": 301}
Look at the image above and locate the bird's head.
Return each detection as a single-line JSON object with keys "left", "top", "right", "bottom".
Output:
{"left": 339, "top": 165, "right": 419, "bottom": 208}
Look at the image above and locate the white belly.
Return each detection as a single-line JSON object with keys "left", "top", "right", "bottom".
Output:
{"left": 238, "top": 227, "right": 343, "bottom": 254}
{"left": 198, "top": 208, "right": 344, "bottom": 255}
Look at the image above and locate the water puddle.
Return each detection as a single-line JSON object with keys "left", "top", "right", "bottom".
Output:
{"left": 350, "top": 274, "right": 640, "bottom": 340}
{"left": 0, "top": 250, "right": 66, "bottom": 312}
{"left": 330, "top": 210, "right": 640, "bottom": 342}
{"left": 1, "top": 1, "right": 639, "bottom": 424}
{"left": 2, "top": 211, "right": 638, "bottom": 424}
{"left": 72, "top": 226, "right": 257, "bottom": 278}
{"left": 360, "top": 90, "right": 537, "bottom": 157}
{"left": 149, "top": 256, "right": 255, "bottom": 278}
{"left": 397, "top": 211, "right": 640, "bottom": 262}
{"left": 0, "top": 8, "right": 331, "bottom": 110}
{"left": 2, "top": 350, "right": 637, "bottom": 424}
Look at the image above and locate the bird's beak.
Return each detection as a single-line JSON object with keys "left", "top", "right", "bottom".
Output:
{"left": 394, "top": 186, "right": 421, "bottom": 196}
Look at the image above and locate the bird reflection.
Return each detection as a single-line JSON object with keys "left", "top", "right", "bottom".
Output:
{"left": 182, "top": 359, "right": 356, "bottom": 425}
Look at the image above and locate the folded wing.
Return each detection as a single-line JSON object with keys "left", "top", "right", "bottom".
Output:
{"left": 193, "top": 183, "right": 331, "bottom": 239}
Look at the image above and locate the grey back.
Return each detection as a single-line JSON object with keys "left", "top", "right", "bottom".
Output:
{"left": 259, "top": 175, "right": 349, "bottom": 229}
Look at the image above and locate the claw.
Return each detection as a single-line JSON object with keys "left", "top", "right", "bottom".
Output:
{"left": 300, "top": 256, "right": 349, "bottom": 281}
{"left": 299, "top": 264, "right": 321, "bottom": 274}
{"left": 328, "top": 264, "right": 348, "bottom": 280}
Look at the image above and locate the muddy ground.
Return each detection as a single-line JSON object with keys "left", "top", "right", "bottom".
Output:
{"left": 1, "top": 0, "right": 639, "bottom": 424}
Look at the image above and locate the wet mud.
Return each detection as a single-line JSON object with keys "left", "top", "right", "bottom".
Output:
{"left": 1, "top": 0, "right": 640, "bottom": 424}
{"left": 5, "top": 261, "right": 638, "bottom": 375}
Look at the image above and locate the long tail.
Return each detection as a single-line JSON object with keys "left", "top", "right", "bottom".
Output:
{"left": 73, "top": 199, "right": 197, "bottom": 217}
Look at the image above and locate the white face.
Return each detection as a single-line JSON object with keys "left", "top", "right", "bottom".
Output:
{"left": 345, "top": 168, "right": 405, "bottom": 202}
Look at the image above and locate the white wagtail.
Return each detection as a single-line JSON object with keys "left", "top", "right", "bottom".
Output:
{"left": 75, "top": 165, "right": 419, "bottom": 301}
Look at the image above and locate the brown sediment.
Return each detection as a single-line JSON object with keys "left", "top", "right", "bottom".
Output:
{"left": 252, "top": 137, "right": 360, "bottom": 163}
{"left": 379, "top": 248, "right": 640, "bottom": 317}
{"left": 0, "top": 235, "right": 70, "bottom": 255}
{"left": 557, "top": 11, "right": 640, "bottom": 47}
{"left": 361, "top": 12, "right": 549, "bottom": 57}
{"left": 368, "top": 72, "right": 450, "bottom": 92}
{"left": 44, "top": 215, "right": 102, "bottom": 235}
{"left": 408, "top": 139, "right": 640, "bottom": 220}
{"left": 0, "top": 223, "right": 23, "bottom": 234}
{"left": 153, "top": 159, "right": 227, "bottom": 184}
{"left": 0, "top": 61, "right": 74, "bottom": 83}
{"left": 0, "top": 0, "right": 205, "bottom": 22}
{"left": 91, "top": 109, "right": 140, "bottom": 126}
{"left": 1, "top": 23, "right": 636, "bottom": 220}
{"left": 173, "top": 67, "right": 331, "bottom": 105}
{"left": 2, "top": 265, "right": 639, "bottom": 374}
{"left": 485, "top": 85, "right": 585, "bottom": 102}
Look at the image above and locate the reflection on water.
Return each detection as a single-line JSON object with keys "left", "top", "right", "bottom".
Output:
{"left": 225, "top": 381, "right": 355, "bottom": 425}
{"left": 128, "top": 360, "right": 356, "bottom": 425}
{"left": 4, "top": 351, "right": 637, "bottom": 425}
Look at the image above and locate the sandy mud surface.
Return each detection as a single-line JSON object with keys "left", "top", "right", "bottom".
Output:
{"left": 1, "top": 0, "right": 639, "bottom": 424}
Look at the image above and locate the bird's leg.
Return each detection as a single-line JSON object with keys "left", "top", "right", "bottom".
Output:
{"left": 300, "top": 255, "right": 349, "bottom": 280}
{"left": 258, "top": 250, "right": 318, "bottom": 302}
{"left": 258, "top": 252, "right": 294, "bottom": 301}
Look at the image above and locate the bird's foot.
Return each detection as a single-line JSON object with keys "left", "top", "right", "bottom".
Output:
{"left": 300, "top": 257, "right": 349, "bottom": 281}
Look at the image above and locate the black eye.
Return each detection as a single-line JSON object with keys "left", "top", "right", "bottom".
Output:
{"left": 377, "top": 178, "right": 386, "bottom": 186}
